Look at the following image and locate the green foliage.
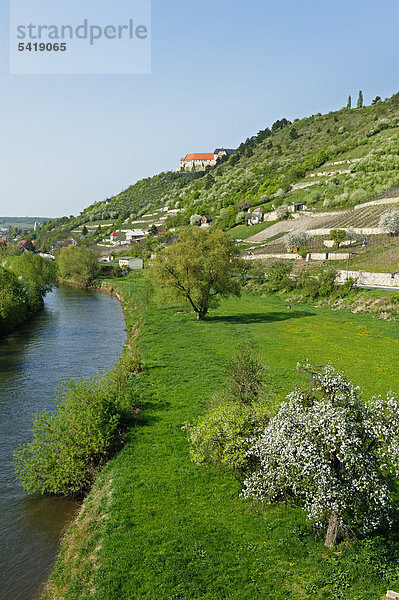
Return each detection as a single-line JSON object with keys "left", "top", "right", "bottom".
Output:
{"left": 14, "top": 378, "right": 122, "bottom": 495}
{"left": 149, "top": 227, "right": 243, "bottom": 319}
{"left": 0, "top": 254, "right": 56, "bottom": 335}
{"left": 347, "top": 95, "right": 352, "bottom": 109}
{"left": 14, "top": 315, "right": 142, "bottom": 496}
{"left": 189, "top": 342, "right": 270, "bottom": 475}
{"left": 0, "top": 267, "right": 27, "bottom": 334}
{"left": 44, "top": 278, "right": 399, "bottom": 600}
{"left": 329, "top": 229, "right": 347, "bottom": 247}
{"left": 357, "top": 90, "right": 364, "bottom": 109}
{"left": 264, "top": 260, "right": 294, "bottom": 292}
{"left": 56, "top": 245, "right": 99, "bottom": 285}
{"left": 298, "top": 264, "right": 337, "bottom": 300}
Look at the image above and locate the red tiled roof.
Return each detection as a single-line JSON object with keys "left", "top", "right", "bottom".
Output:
{"left": 181, "top": 153, "right": 215, "bottom": 161}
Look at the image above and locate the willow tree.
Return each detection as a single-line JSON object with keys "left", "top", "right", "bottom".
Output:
{"left": 149, "top": 227, "right": 243, "bottom": 320}
{"left": 243, "top": 363, "right": 399, "bottom": 547}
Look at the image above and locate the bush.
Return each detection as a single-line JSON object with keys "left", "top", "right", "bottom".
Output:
{"left": 276, "top": 204, "right": 289, "bottom": 220}
{"left": 14, "top": 341, "right": 142, "bottom": 496}
{"left": 264, "top": 260, "right": 294, "bottom": 293}
{"left": 298, "top": 264, "right": 337, "bottom": 300}
{"left": 190, "top": 213, "right": 202, "bottom": 226}
{"left": 189, "top": 342, "right": 271, "bottom": 477}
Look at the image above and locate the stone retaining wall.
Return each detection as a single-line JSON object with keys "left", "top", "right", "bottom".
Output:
{"left": 336, "top": 269, "right": 399, "bottom": 288}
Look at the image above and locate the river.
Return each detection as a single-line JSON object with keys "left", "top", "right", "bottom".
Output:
{"left": 0, "top": 284, "right": 127, "bottom": 600}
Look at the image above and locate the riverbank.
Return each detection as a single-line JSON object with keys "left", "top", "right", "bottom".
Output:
{"left": 0, "top": 284, "right": 127, "bottom": 600}
{"left": 41, "top": 273, "right": 399, "bottom": 600}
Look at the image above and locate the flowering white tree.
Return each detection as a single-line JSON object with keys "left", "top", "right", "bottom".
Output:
{"left": 379, "top": 209, "right": 399, "bottom": 236}
{"left": 284, "top": 229, "right": 310, "bottom": 251}
{"left": 243, "top": 363, "right": 399, "bottom": 547}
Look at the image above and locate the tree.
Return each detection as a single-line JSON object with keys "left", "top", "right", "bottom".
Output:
{"left": 235, "top": 211, "right": 246, "bottom": 225}
{"left": 347, "top": 95, "right": 352, "bottom": 109}
{"left": 276, "top": 204, "right": 289, "bottom": 221}
{"left": 289, "top": 127, "right": 299, "bottom": 140}
{"left": 243, "top": 363, "right": 399, "bottom": 547}
{"left": 379, "top": 209, "right": 399, "bottom": 236}
{"left": 329, "top": 229, "right": 346, "bottom": 247}
{"left": 357, "top": 90, "right": 363, "bottom": 108}
{"left": 148, "top": 224, "right": 158, "bottom": 236}
{"left": 5, "top": 253, "right": 56, "bottom": 308}
{"left": 346, "top": 227, "right": 357, "bottom": 243}
{"left": 372, "top": 96, "right": 381, "bottom": 105}
{"left": 56, "top": 245, "right": 99, "bottom": 285}
{"left": 284, "top": 229, "right": 310, "bottom": 252}
{"left": 189, "top": 214, "right": 202, "bottom": 227}
{"left": 264, "top": 260, "right": 294, "bottom": 292}
{"left": 82, "top": 225, "right": 88, "bottom": 236}
{"left": 148, "top": 227, "right": 243, "bottom": 320}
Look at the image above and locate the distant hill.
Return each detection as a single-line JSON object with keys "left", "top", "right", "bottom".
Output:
{"left": 0, "top": 217, "right": 49, "bottom": 230}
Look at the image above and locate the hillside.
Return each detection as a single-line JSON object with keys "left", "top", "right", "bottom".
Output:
{"left": 31, "top": 92, "right": 399, "bottom": 250}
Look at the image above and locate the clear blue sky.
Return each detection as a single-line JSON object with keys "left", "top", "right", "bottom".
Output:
{"left": 1, "top": 0, "right": 399, "bottom": 217}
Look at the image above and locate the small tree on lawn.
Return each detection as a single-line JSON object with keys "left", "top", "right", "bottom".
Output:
{"left": 379, "top": 209, "right": 399, "bottom": 236}
{"left": 189, "top": 341, "right": 271, "bottom": 477}
{"left": 148, "top": 227, "right": 243, "bottom": 320}
{"left": 243, "top": 363, "right": 399, "bottom": 548}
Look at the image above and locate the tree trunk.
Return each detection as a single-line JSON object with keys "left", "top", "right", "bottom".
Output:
{"left": 325, "top": 511, "right": 340, "bottom": 548}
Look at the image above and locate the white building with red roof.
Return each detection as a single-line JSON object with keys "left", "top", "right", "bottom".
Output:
{"left": 179, "top": 152, "right": 216, "bottom": 172}
{"left": 178, "top": 148, "right": 237, "bottom": 172}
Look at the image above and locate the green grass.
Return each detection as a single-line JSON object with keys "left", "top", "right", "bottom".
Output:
{"left": 45, "top": 276, "right": 399, "bottom": 599}
{"left": 229, "top": 220, "right": 276, "bottom": 240}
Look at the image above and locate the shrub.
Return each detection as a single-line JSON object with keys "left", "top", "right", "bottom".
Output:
{"left": 14, "top": 332, "right": 142, "bottom": 496}
{"left": 190, "top": 213, "right": 202, "bottom": 226}
{"left": 189, "top": 342, "right": 271, "bottom": 477}
{"left": 264, "top": 260, "right": 294, "bottom": 293}
{"left": 298, "top": 264, "right": 337, "bottom": 299}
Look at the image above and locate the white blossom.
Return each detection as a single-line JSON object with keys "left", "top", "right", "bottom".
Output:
{"left": 243, "top": 363, "right": 399, "bottom": 536}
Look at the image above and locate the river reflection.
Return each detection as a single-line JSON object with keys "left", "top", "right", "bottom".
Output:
{"left": 0, "top": 285, "right": 126, "bottom": 600}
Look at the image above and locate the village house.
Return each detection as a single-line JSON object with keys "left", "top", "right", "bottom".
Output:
{"left": 118, "top": 257, "right": 144, "bottom": 271}
{"left": 110, "top": 231, "right": 119, "bottom": 242}
{"left": 245, "top": 207, "right": 264, "bottom": 225}
{"left": 125, "top": 229, "right": 146, "bottom": 242}
{"left": 201, "top": 215, "right": 213, "bottom": 229}
{"left": 288, "top": 202, "right": 307, "bottom": 213}
{"left": 51, "top": 238, "right": 77, "bottom": 251}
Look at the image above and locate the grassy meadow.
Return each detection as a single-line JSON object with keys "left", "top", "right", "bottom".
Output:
{"left": 45, "top": 275, "right": 399, "bottom": 600}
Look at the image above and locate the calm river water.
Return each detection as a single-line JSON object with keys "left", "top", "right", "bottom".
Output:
{"left": 0, "top": 284, "right": 127, "bottom": 600}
